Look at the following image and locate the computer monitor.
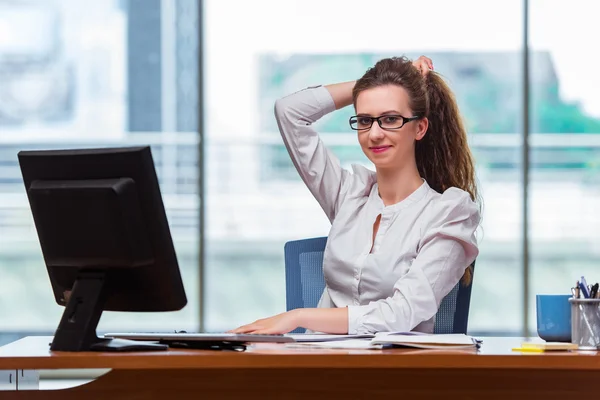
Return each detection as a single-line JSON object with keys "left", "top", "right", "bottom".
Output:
{"left": 18, "top": 146, "right": 187, "bottom": 352}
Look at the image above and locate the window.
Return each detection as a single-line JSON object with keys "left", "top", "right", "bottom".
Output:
{"left": 0, "top": 0, "right": 199, "bottom": 342}
{"left": 528, "top": 0, "right": 600, "bottom": 332}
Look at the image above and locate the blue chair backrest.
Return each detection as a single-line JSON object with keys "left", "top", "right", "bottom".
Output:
{"left": 284, "top": 236, "right": 476, "bottom": 334}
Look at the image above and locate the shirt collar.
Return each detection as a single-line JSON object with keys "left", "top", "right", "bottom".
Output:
{"left": 372, "top": 179, "right": 430, "bottom": 212}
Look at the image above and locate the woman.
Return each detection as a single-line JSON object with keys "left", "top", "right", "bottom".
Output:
{"left": 232, "top": 56, "right": 481, "bottom": 335}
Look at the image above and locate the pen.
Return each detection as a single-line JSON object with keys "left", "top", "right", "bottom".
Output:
{"left": 590, "top": 283, "right": 599, "bottom": 299}
{"left": 579, "top": 277, "right": 591, "bottom": 299}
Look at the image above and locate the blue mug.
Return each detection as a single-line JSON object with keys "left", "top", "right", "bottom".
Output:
{"left": 536, "top": 294, "right": 572, "bottom": 342}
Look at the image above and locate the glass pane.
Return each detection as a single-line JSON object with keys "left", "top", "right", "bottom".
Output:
{"left": 529, "top": 0, "right": 600, "bottom": 332}
{"left": 203, "top": 0, "right": 524, "bottom": 334}
{"left": 0, "top": 0, "right": 199, "bottom": 342}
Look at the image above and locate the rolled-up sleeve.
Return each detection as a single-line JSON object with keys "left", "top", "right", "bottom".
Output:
{"left": 274, "top": 86, "right": 351, "bottom": 222}
{"left": 347, "top": 188, "right": 480, "bottom": 334}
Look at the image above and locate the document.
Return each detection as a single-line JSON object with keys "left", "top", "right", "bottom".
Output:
{"left": 285, "top": 333, "right": 481, "bottom": 350}
{"left": 286, "top": 339, "right": 379, "bottom": 350}
{"left": 371, "top": 333, "right": 480, "bottom": 349}
{"left": 285, "top": 333, "right": 374, "bottom": 342}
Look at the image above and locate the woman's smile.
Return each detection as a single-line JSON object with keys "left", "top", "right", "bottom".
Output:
{"left": 369, "top": 145, "right": 392, "bottom": 154}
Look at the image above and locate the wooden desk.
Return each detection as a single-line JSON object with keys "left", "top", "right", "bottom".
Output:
{"left": 0, "top": 336, "right": 599, "bottom": 399}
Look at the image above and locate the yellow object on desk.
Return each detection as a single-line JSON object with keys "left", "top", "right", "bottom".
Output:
{"left": 512, "top": 342, "right": 579, "bottom": 352}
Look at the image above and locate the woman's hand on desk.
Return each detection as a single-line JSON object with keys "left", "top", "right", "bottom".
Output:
{"left": 230, "top": 307, "right": 350, "bottom": 334}
{"left": 229, "top": 309, "right": 303, "bottom": 334}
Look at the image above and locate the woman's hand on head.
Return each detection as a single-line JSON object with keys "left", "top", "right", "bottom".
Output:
{"left": 412, "top": 55, "right": 434, "bottom": 76}
{"left": 228, "top": 310, "right": 302, "bottom": 334}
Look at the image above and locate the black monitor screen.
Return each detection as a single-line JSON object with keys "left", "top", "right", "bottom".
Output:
{"left": 18, "top": 146, "right": 187, "bottom": 351}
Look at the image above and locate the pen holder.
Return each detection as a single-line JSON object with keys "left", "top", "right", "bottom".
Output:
{"left": 569, "top": 298, "right": 600, "bottom": 350}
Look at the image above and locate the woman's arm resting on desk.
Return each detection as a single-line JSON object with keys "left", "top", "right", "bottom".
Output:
{"left": 230, "top": 308, "right": 349, "bottom": 335}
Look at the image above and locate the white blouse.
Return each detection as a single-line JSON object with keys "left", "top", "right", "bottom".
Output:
{"left": 274, "top": 86, "right": 480, "bottom": 335}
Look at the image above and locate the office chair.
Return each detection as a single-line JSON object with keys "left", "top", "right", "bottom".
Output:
{"left": 284, "top": 236, "right": 476, "bottom": 334}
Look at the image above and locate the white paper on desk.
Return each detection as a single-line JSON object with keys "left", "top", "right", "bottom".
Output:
{"left": 285, "top": 333, "right": 374, "bottom": 342}
{"left": 286, "top": 339, "right": 381, "bottom": 350}
{"left": 386, "top": 331, "right": 430, "bottom": 336}
{"left": 371, "top": 333, "right": 478, "bottom": 349}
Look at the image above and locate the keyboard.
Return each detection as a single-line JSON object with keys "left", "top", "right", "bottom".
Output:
{"left": 103, "top": 331, "right": 295, "bottom": 343}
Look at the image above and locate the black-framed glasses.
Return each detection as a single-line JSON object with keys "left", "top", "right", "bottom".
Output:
{"left": 349, "top": 115, "right": 421, "bottom": 131}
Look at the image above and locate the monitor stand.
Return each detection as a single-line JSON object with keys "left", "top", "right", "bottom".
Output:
{"left": 50, "top": 271, "right": 167, "bottom": 352}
